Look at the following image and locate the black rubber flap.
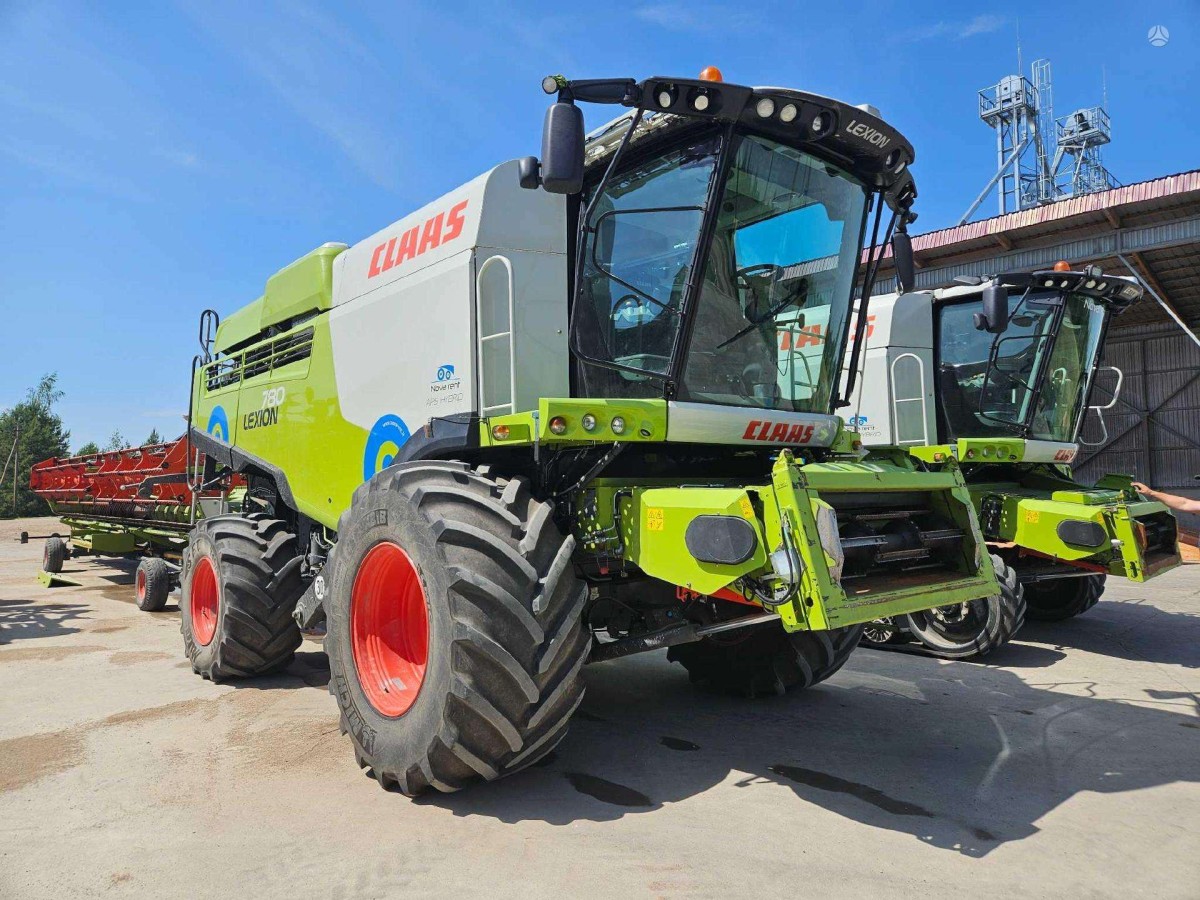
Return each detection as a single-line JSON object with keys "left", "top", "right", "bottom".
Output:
{"left": 1057, "top": 520, "right": 1107, "bottom": 548}
{"left": 684, "top": 515, "right": 757, "bottom": 565}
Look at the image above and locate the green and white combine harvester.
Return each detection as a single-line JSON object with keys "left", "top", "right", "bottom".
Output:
{"left": 841, "top": 267, "right": 1181, "bottom": 658}
{"left": 183, "top": 71, "right": 1001, "bottom": 795}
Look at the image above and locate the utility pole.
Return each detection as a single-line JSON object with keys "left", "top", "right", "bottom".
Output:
{"left": 12, "top": 420, "right": 18, "bottom": 514}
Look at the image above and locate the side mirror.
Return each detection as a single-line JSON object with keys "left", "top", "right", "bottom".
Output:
{"left": 892, "top": 230, "right": 915, "bottom": 293}
{"left": 540, "top": 102, "right": 584, "bottom": 194}
{"left": 975, "top": 283, "right": 1009, "bottom": 334}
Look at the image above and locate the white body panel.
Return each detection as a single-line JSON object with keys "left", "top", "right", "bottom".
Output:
{"left": 844, "top": 292, "right": 937, "bottom": 446}
{"left": 666, "top": 401, "right": 840, "bottom": 448}
{"left": 327, "top": 160, "right": 569, "bottom": 432}
{"left": 1020, "top": 440, "right": 1078, "bottom": 463}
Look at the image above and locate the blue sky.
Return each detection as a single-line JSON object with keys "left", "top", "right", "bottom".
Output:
{"left": 1, "top": 0, "right": 1196, "bottom": 448}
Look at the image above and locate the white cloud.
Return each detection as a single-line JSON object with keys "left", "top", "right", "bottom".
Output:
{"left": 633, "top": 3, "right": 763, "bottom": 33}
{"left": 895, "top": 14, "right": 1006, "bottom": 43}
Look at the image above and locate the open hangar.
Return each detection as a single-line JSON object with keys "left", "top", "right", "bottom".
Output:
{"left": 869, "top": 169, "right": 1200, "bottom": 532}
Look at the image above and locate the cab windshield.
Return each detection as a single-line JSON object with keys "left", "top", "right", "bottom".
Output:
{"left": 937, "top": 291, "right": 1108, "bottom": 441}
{"left": 573, "top": 130, "right": 869, "bottom": 412}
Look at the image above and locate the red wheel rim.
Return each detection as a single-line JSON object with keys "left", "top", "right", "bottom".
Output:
{"left": 136, "top": 569, "right": 147, "bottom": 601}
{"left": 350, "top": 542, "right": 429, "bottom": 718}
{"left": 190, "top": 556, "right": 219, "bottom": 646}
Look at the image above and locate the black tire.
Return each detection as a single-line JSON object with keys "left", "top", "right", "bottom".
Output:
{"left": 902, "top": 554, "right": 1025, "bottom": 660}
{"left": 324, "top": 461, "right": 589, "bottom": 796}
{"left": 43, "top": 536, "right": 66, "bottom": 573}
{"left": 668, "top": 620, "right": 864, "bottom": 696}
{"left": 860, "top": 616, "right": 908, "bottom": 648}
{"left": 1025, "top": 573, "right": 1106, "bottom": 621}
{"left": 135, "top": 557, "right": 172, "bottom": 612}
{"left": 180, "top": 514, "right": 305, "bottom": 681}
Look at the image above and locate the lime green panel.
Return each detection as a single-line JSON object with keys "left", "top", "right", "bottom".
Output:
{"left": 261, "top": 244, "right": 344, "bottom": 331}
{"left": 1050, "top": 488, "right": 1123, "bottom": 505}
{"left": 630, "top": 487, "right": 768, "bottom": 595}
{"left": 480, "top": 398, "right": 668, "bottom": 447}
{"left": 910, "top": 438, "right": 1046, "bottom": 465}
{"left": 214, "top": 297, "right": 265, "bottom": 354}
{"left": 194, "top": 316, "right": 366, "bottom": 530}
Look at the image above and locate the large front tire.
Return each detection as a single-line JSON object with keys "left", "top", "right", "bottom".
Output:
{"left": 324, "top": 461, "right": 589, "bottom": 796}
{"left": 901, "top": 554, "right": 1025, "bottom": 659}
{"left": 668, "top": 621, "right": 864, "bottom": 697}
{"left": 180, "top": 515, "right": 305, "bottom": 681}
{"left": 1025, "top": 573, "right": 1105, "bottom": 621}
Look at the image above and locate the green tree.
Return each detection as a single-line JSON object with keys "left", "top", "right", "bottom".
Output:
{"left": 105, "top": 429, "right": 126, "bottom": 451}
{"left": 144, "top": 428, "right": 163, "bottom": 445}
{"left": 0, "top": 374, "right": 71, "bottom": 518}
{"left": 76, "top": 441, "right": 100, "bottom": 455}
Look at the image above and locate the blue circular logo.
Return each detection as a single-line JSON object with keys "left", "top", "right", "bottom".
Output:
{"left": 363, "top": 414, "right": 411, "bottom": 481}
{"left": 207, "top": 406, "right": 230, "bottom": 442}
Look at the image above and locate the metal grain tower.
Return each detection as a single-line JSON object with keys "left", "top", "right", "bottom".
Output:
{"left": 960, "top": 59, "right": 1117, "bottom": 224}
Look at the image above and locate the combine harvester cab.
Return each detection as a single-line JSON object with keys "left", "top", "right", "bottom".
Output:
{"left": 29, "top": 437, "right": 242, "bottom": 609}
{"left": 848, "top": 265, "right": 1181, "bottom": 657}
{"left": 182, "top": 70, "right": 1000, "bottom": 795}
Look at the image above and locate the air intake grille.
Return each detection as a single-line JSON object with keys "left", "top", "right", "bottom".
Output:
{"left": 205, "top": 327, "right": 314, "bottom": 391}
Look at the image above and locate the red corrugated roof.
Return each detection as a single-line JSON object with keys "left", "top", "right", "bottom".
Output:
{"left": 866, "top": 169, "right": 1200, "bottom": 262}
{"left": 914, "top": 169, "right": 1200, "bottom": 251}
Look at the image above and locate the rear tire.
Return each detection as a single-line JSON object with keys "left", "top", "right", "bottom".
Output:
{"left": 1025, "top": 573, "right": 1105, "bottom": 621}
{"left": 324, "top": 461, "right": 589, "bottom": 796}
{"left": 180, "top": 514, "right": 305, "bottom": 681}
{"left": 668, "top": 621, "right": 863, "bottom": 696}
{"left": 902, "top": 554, "right": 1024, "bottom": 659}
{"left": 135, "top": 557, "right": 172, "bottom": 612}
{"left": 43, "top": 536, "right": 66, "bottom": 573}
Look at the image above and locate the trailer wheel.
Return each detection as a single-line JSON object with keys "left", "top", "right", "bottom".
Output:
{"left": 860, "top": 616, "right": 908, "bottom": 648}
{"left": 668, "top": 620, "right": 864, "bottom": 696}
{"left": 901, "top": 554, "right": 1024, "bottom": 659}
{"left": 135, "top": 557, "right": 172, "bottom": 612}
{"left": 180, "top": 514, "right": 305, "bottom": 681}
{"left": 43, "top": 536, "right": 67, "bottom": 573}
{"left": 1025, "top": 573, "right": 1105, "bottom": 621}
{"left": 324, "top": 461, "right": 589, "bottom": 796}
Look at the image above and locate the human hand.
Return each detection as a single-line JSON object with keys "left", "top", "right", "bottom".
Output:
{"left": 1130, "top": 481, "right": 1152, "bottom": 496}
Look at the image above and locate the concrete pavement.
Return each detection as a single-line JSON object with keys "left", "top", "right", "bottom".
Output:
{"left": 1, "top": 516, "right": 1197, "bottom": 899}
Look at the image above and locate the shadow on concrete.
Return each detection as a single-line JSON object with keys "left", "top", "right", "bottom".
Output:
{"left": 863, "top": 639, "right": 1068, "bottom": 669}
{"left": 417, "top": 608, "right": 1199, "bottom": 857}
{"left": 0, "top": 597, "right": 90, "bottom": 643}
{"left": 1019, "top": 601, "right": 1200, "bottom": 669}
{"left": 220, "top": 649, "right": 332, "bottom": 691}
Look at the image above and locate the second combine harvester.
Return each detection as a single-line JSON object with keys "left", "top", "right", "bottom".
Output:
{"left": 846, "top": 266, "right": 1180, "bottom": 658}
{"left": 183, "top": 70, "right": 999, "bottom": 794}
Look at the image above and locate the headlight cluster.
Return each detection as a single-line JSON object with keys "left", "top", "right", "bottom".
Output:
{"left": 963, "top": 443, "right": 1017, "bottom": 461}
{"left": 653, "top": 83, "right": 716, "bottom": 114}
